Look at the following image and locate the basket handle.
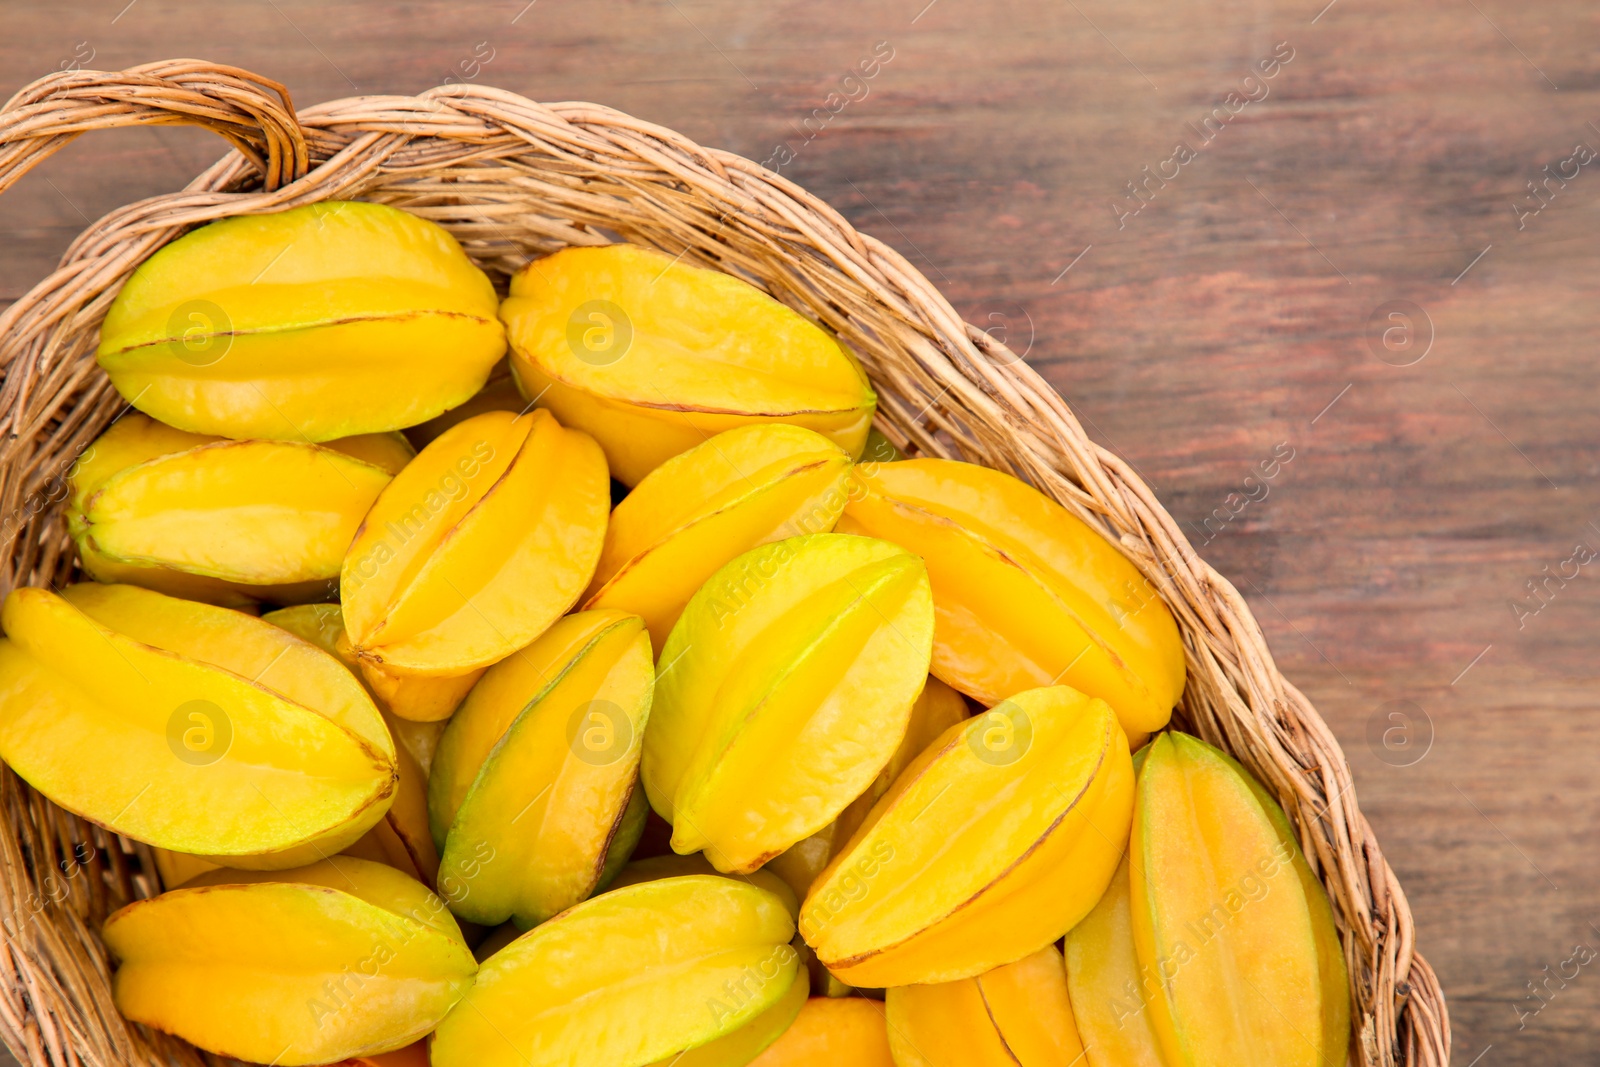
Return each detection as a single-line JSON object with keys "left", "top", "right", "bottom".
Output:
{"left": 0, "top": 59, "right": 308, "bottom": 196}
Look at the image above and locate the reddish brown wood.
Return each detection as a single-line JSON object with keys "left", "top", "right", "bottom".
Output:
{"left": 2, "top": 1, "right": 1597, "bottom": 1063}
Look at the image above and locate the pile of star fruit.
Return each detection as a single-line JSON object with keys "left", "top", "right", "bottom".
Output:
{"left": 0, "top": 202, "right": 1350, "bottom": 1067}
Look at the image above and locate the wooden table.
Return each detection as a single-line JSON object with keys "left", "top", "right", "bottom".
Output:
{"left": 4, "top": 1, "right": 1597, "bottom": 1063}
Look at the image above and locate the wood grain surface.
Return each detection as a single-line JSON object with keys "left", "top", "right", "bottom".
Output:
{"left": 3, "top": 1, "right": 1598, "bottom": 1063}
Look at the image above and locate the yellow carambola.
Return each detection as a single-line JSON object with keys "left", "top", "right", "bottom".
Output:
{"left": 341, "top": 738, "right": 439, "bottom": 888}
{"left": 341, "top": 409, "right": 609, "bottom": 683}
{"left": 607, "top": 852, "right": 800, "bottom": 921}
{"left": 97, "top": 201, "right": 506, "bottom": 441}
{"left": 885, "top": 944, "right": 1087, "bottom": 1067}
{"left": 1063, "top": 854, "right": 1168, "bottom": 1067}
{"left": 829, "top": 675, "right": 967, "bottom": 863}
{"left": 800, "top": 685, "right": 1133, "bottom": 987}
{"left": 642, "top": 533, "right": 934, "bottom": 874}
{"left": 148, "top": 848, "right": 219, "bottom": 888}
{"left": 837, "top": 458, "right": 1186, "bottom": 738}
{"left": 584, "top": 423, "right": 853, "bottom": 653}
{"left": 427, "top": 610, "right": 654, "bottom": 928}
{"left": 260, "top": 603, "right": 449, "bottom": 773}
{"left": 1129, "top": 733, "right": 1350, "bottom": 1067}
{"left": 103, "top": 858, "right": 476, "bottom": 1065}
{"left": 404, "top": 365, "right": 526, "bottom": 448}
{"left": 745, "top": 997, "right": 896, "bottom": 1066}
{"left": 430, "top": 876, "right": 800, "bottom": 1067}
{"left": 641, "top": 964, "right": 808, "bottom": 1067}
{"left": 0, "top": 584, "right": 397, "bottom": 869}
{"left": 68, "top": 414, "right": 406, "bottom": 607}
{"left": 362, "top": 662, "right": 486, "bottom": 724}
{"left": 765, "top": 676, "right": 967, "bottom": 902}
{"left": 1060, "top": 743, "right": 1166, "bottom": 1067}
{"left": 500, "top": 244, "right": 876, "bottom": 485}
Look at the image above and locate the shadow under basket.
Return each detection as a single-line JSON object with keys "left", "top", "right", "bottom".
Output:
{"left": 0, "top": 60, "right": 1448, "bottom": 1067}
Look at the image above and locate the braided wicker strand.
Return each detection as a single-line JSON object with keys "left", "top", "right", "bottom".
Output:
{"left": 0, "top": 63, "right": 1447, "bottom": 1067}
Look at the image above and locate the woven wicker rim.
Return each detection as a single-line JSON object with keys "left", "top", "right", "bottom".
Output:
{"left": 0, "top": 60, "right": 1447, "bottom": 1067}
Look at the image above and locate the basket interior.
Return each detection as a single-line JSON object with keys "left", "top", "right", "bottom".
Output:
{"left": 0, "top": 87, "right": 1443, "bottom": 1067}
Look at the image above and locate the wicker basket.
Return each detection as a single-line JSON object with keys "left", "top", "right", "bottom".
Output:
{"left": 0, "top": 60, "right": 1448, "bottom": 1067}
